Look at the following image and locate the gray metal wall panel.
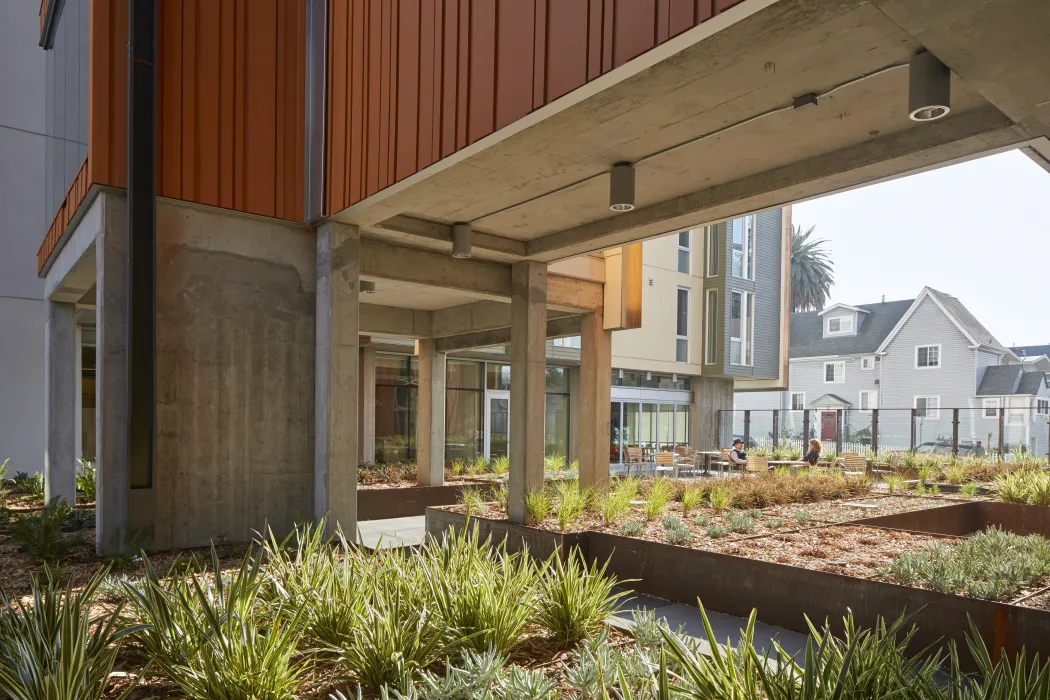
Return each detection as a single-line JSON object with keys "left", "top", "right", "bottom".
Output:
{"left": 44, "top": 0, "right": 88, "bottom": 226}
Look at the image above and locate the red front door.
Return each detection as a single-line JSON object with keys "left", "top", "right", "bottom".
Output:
{"left": 821, "top": 412, "right": 837, "bottom": 441}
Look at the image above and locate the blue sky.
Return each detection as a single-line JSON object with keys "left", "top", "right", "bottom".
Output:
{"left": 792, "top": 149, "right": 1050, "bottom": 347}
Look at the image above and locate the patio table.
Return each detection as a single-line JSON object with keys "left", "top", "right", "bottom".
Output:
{"left": 696, "top": 451, "right": 723, "bottom": 477}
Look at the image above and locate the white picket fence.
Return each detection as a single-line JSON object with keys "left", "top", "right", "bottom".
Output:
{"left": 753, "top": 436, "right": 874, "bottom": 455}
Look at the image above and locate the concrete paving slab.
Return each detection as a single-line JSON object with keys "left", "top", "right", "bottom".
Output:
{"left": 358, "top": 515, "right": 427, "bottom": 550}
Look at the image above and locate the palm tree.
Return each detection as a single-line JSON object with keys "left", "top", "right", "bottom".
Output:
{"left": 790, "top": 225, "right": 834, "bottom": 312}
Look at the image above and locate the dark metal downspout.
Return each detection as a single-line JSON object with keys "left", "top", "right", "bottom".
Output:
{"left": 126, "top": 0, "right": 157, "bottom": 489}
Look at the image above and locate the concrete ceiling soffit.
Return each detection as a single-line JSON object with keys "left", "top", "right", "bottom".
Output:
{"left": 373, "top": 216, "right": 526, "bottom": 260}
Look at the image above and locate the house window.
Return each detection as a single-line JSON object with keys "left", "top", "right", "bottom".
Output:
{"left": 704, "top": 289, "right": 717, "bottom": 365}
{"left": 1039, "top": 399, "right": 1049, "bottom": 416}
{"left": 730, "top": 215, "right": 756, "bottom": 279}
{"left": 826, "top": 316, "right": 854, "bottom": 336}
{"left": 983, "top": 399, "right": 999, "bottom": 418}
{"left": 677, "top": 230, "right": 691, "bottom": 274}
{"left": 790, "top": 392, "right": 805, "bottom": 411}
{"left": 915, "top": 345, "right": 941, "bottom": 369}
{"left": 824, "top": 361, "right": 845, "bottom": 384}
{"left": 704, "top": 226, "right": 719, "bottom": 277}
{"left": 730, "top": 291, "right": 754, "bottom": 366}
{"left": 676, "top": 287, "right": 689, "bottom": 363}
{"left": 915, "top": 396, "right": 940, "bottom": 419}
{"left": 861, "top": 356, "right": 875, "bottom": 370}
{"left": 858, "top": 390, "right": 877, "bottom": 412}
{"left": 552, "top": 336, "right": 580, "bottom": 348}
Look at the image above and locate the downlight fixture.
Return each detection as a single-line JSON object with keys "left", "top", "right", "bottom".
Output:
{"left": 359, "top": 280, "right": 376, "bottom": 294}
{"left": 908, "top": 51, "right": 951, "bottom": 122}
{"left": 609, "top": 162, "right": 635, "bottom": 212}
{"left": 452, "top": 222, "right": 472, "bottom": 259}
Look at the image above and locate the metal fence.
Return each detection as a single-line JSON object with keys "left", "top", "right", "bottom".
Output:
{"left": 719, "top": 408, "right": 1050, "bottom": 460}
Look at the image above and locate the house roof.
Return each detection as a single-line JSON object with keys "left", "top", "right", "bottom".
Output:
{"left": 789, "top": 299, "right": 913, "bottom": 358}
{"left": 976, "top": 365, "right": 1047, "bottom": 396}
{"left": 925, "top": 288, "right": 1004, "bottom": 350}
{"left": 818, "top": 303, "right": 871, "bottom": 316}
{"left": 810, "top": 393, "right": 852, "bottom": 408}
{"left": 1012, "top": 344, "right": 1050, "bottom": 359}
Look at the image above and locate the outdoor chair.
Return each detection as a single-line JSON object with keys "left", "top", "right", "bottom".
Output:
{"left": 624, "top": 446, "right": 647, "bottom": 476}
{"left": 653, "top": 451, "right": 677, "bottom": 478}
{"left": 675, "top": 445, "right": 698, "bottom": 475}
{"left": 840, "top": 453, "right": 867, "bottom": 477}
{"left": 746, "top": 454, "right": 768, "bottom": 475}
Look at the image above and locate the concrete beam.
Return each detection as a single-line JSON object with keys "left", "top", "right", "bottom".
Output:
{"left": 548, "top": 273, "right": 604, "bottom": 311}
{"left": 360, "top": 237, "right": 511, "bottom": 299}
{"left": 526, "top": 105, "right": 1024, "bottom": 261}
{"left": 416, "top": 339, "right": 446, "bottom": 486}
{"left": 435, "top": 315, "right": 582, "bottom": 353}
{"left": 375, "top": 215, "right": 527, "bottom": 258}
{"left": 431, "top": 301, "right": 513, "bottom": 337}
{"left": 359, "top": 304, "right": 433, "bottom": 337}
{"left": 315, "top": 222, "right": 361, "bottom": 539}
{"left": 508, "top": 262, "right": 547, "bottom": 524}
{"left": 45, "top": 301, "right": 77, "bottom": 505}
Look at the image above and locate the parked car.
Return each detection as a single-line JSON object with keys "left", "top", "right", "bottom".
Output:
{"left": 915, "top": 441, "right": 981, "bottom": 456}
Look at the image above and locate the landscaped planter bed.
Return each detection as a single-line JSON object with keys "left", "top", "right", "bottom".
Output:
{"left": 758, "top": 494, "right": 969, "bottom": 523}
{"left": 357, "top": 481, "right": 495, "bottom": 521}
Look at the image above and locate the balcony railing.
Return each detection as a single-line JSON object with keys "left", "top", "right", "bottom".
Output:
{"left": 718, "top": 408, "right": 1050, "bottom": 461}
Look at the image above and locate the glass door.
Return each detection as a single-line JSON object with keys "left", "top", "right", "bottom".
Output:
{"left": 610, "top": 402, "right": 622, "bottom": 464}
{"left": 485, "top": 391, "right": 510, "bottom": 459}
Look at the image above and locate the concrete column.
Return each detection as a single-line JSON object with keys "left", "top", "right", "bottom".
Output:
{"left": 508, "top": 262, "right": 547, "bottom": 523}
{"left": 415, "top": 338, "right": 447, "bottom": 486}
{"left": 74, "top": 325, "right": 83, "bottom": 461}
{"left": 44, "top": 301, "right": 77, "bottom": 505}
{"left": 359, "top": 346, "right": 377, "bottom": 465}
{"left": 314, "top": 222, "right": 360, "bottom": 538}
{"left": 578, "top": 311, "right": 612, "bottom": 490}
{"left": 96, "top": 194, "right": 130, "bottom": 553}
{"left": 568, "top": 367, "right": 581, "bottom": 463}
{"left": 692, "top": 375, "right": 735, "bottom": 450}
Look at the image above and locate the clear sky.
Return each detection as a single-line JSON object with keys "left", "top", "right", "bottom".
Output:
{"left": 792, "top": 149, "right": 1050, "bottom": 348}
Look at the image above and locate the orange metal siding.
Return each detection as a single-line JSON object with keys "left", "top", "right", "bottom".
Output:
{"left": 325, "top": 0, "right": 743, "bottom": 215}
{"left": 37, "top": 159, "right": 90, "bottom": 273}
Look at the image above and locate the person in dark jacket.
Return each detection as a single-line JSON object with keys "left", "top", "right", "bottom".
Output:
{"left": 729, "top": 439, "right": 748, "bottom": 468}
{"left": 804, "top": 439, "right": 822, "bottom": 466}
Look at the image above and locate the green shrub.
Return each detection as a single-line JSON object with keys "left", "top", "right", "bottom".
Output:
{"left": 680, "top": 487, "right": 703, "bottom": 518}
{"left": 793, "top": 510, "right": 813, "bottom": 525}
{"left": 944, "top": 464, "right": 966, "bottom": 485}
{"left": 554, "top": 481, "right": 590, "bottom": 531}
{"left": 535, "top": 550, "right": 627, "bottom": 649}
{"left": 885, "top": 474, "right": 906, "bottom": 494}
{"left": 458, "top": 486, "right": 486, "bottom": 518}
{"left": 706, "top": 524, "right": 729, "bottom": 538}
{"left": 960, "top": 483, "right": 980, "bottom": 498}
{"left": 543, "top": 454, "right": 567, "bottom": 473}
{"left": 727, "top": 513, "right": 755, "bottom": 534}
{"left": 0, "top": 567, "right": 136, "bottom": 700}
{"left": 663, "top": 517, "right": 692, "bottom": 546}
{"left": 619, "top": 521, "right": 644, "bottom": 537}
{"left": 75, "top": 459, "right": 97, "bottom": 501}
{"left": 494, "top": 482, "right": 509, "bottom": 512}
{"left": 449, "top": 460, "right": 466, "bottom": 477}
{"left": 467, "top": 455, "right": 489, "bottom": 476}
{"left": 745, "top": 508, "right": 762, "bottom": 519}
{"left": 12, "top": 471, "right": 46, "bottom": 502}
{"left": 694, "top": 516, "right": 709, "bottom": 527}
{"left": 8, "top": 498, "right": 78, "bottom": 562}
{"left": 765, "top": 517, "right": 785, "bottom": 529}
{"left": 642, "top": 479, "right": 673, "bottom": 521}
{"left": 612, "top": 476, "right": 640, "bottom": 503}
{"left": 524, "top": 487, "right": 554, "bottom": 525}
{"left": 708, "top": 486, "right": 732, "bottom": 513}
{"left": 597, "top": 488, "right": 630, "bottom": 526}
{"left": 995, "top": 469, "right": 1050, "bottom": 506}
{"left": 490, "top": 455, "right": 510, "bottom": 476}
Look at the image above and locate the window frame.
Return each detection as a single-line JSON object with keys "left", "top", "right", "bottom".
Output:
{"left": 914, "top": 395, "right": 941, "bottom": 420}
{"left": 915, "top": 344, "right": 942, "bottom": 369}
{"left": 861, "top": 356, "right": 875, "bottom": 370}
{"left": 858, "top": 390, "right": 877, "bottom": 412}
{"left": 677, "top": 230, "right": 691, "bottom": 274}
{"left": 824, "top": 361, "right": 845, "bottom": 384}
{"left": 1038, "top": 399, "right": 1049, "bottom": 416}
{"left": 730, "top": 215, "right": 757, "bottom": 280}
{"left": 982, "top": 398, "right": 999, "bottom": 419}
{"left": 825, "top": 315, "right": 855, "bottom": 336}
{"left": 790, "top": 392, "right": 806, "bottom": 411}
{"left": 704, "top": 289, "right": 718, "bottom": 365}
{"left": 704, "top": 226, "right": 719, "bottom": 277}
{"left": 729, "top": 290, "right": 754, "bottom": 367}
{"left": 676, "top": 286, "right": 689, "bottom": 363}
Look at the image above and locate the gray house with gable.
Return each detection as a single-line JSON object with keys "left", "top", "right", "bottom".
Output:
{"left": 736, "top": 287, "right": 1050, "bottom": 455}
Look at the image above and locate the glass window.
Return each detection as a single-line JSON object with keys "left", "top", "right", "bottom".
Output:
{"left": 791, "top": 393, "right": 805, "bottom": 411}
{"left": 486, "top": 363, "right": 511, "bottom": 390}
{"left": 545, "top": 366, "right": 570, "bottom": 393}
{"left": 545, "top": 394, "right": 570, "bottom": 458}
{"left": 983, "top": 399, "right": 999, "bottom": 418}
{"left": 375, "top": 355, "right": 418, "bottom": 463}
{"left": 745, "top": 292, "right": 755, "bottom": 366}
{"left": 858, "top": 390, "right": 876, "bottom": 412}
{"left": 623, "top": 403, "right": 640, "bottom": 450}
{"left": 610, "top": 402, "right": 622, "bottom": 463}
{"left": 639, "top": 403, "right": 658, "bottom": 452}
{"left": 730, "top": 215, "right": 756, "bottom": 279}
{"left": 677, "top": 230, "right": 690, "bottom": 274}
{"left": 704, "top": 289, "right": 717, "bottom": 365}
{"left": 640, "top": 372, "right": 661, "bottom": 389}
{"left": 620, "top": 371, "right": 642, "bottom": 388}
{"left": 447, "top": 359, "right": 482, "bottom": 389}
{"left": 915, "top": 396, "right": 940, "bottom": 419}
{"left": 730, "top": 291, "right": 753, "bottom": 366}
{"left": 916, "top": 345, "right": 941, "bottom": 368}
{"left": 676, "top": 287, "right": 689, "bottom": 363}
{"left": 446, "top": 361, "right": 484, "bottom": 462}
{"left": 1039, "top": 399, "right": 1049, "bottom": 416}
{"left": 675, "top": 405, "right": 691, "bottom": 447}
{"left": 826, "top": 316, "right": 854, "bottom": 335}
{"left": 658, "top": 405, "right": 674, "bottom": 449}
{"left": 861, "top": 356, "right": 875, "bottom": 370}
{"left": 552, "top": 336, "right": 581, "bottom": 348}
{"left": 824, "top": 361, "right": 845, "bottom": 383}
{"left": 705, "top": 225, "right": 719, "bottom": 277}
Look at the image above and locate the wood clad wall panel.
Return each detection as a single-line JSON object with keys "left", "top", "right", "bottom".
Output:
{"left": 325, "top": 0, "right": 739, "bottom": 214}
{"left": 88, "top": 0, "right": 126, "bottom": 189}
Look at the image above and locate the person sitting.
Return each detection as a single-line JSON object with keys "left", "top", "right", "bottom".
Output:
{"left": 729, "top": 439, "right": 748, "bottom": 469}
{"left": 973, "top": 440, "right": 986, "bottom": 458}
{"left": 804, "top": 439, "right": 822, "bottom": 466}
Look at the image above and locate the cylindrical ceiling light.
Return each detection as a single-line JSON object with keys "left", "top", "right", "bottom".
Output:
{"left": 908, "top": 51, "right": 950, "bottom": 122}
{"left": 359, "top": 280, "right": 376, "bottom": 294}
{"left": 452, "top": 222, "right": 472, "bottom": 259}
{"left": 609, "top": 162, "right": 635, "bottom": 212}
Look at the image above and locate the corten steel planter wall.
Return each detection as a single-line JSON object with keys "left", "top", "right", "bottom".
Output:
{"left": 358, "top": 483, "right": 494, "bottom": 521}
{"left": 425, "top": 507, "right": 1050, "bottom": 668}
{"left": 854, "top": 502, "right": 1050, "bottom": 537}
{"left": 425, "top": 507, "right": 588, "bottom": 562}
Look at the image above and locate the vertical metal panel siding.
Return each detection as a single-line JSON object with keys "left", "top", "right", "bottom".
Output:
{"left": 753, "top": 209, "right": 782, "bottom": 379}
{"left": 325, "top": 0, "right": 743, "bottom": 215}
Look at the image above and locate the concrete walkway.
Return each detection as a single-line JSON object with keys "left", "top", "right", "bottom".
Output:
{"left": 358, "top": 515, "right": 427, "bottom": 550}
{"left": 613, "top": 592, "right": 808, "bottom": 659}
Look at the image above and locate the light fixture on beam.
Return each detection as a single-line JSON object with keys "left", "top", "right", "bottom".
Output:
{"left": 609, "top": 162, "right": 635, "bottom": 212}
{"left": 359, "top": 280, "right": 376, "bottom": 294}
{"left": 908, "top": 51, "right": 950, "bottom": 122}
{"left": 452, "top": 222, "right": 472, "bottom": 259}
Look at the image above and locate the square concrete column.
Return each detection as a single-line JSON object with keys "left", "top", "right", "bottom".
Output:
{"left": 359, "top": 346, "right": 377, "bottom": 465}
{"left": 578, "top": 311, "right": 612, "bottom": 491}
{"left": 96, "top": 194, "right": 130, "bottom": 553}
{"left": 415, "top": 338, "right": 446, "bottom": 486}
{"left": 691, "top": 376, "right": 735, "bottom": 450}
{"left": 314, "top": 222, "right": 360, "bottom": 538}
{"left": 508, "top": 262, "right": 547, "bottom": 523}
{"left": 44, "top": 300, "right": 77, "bottom": 505}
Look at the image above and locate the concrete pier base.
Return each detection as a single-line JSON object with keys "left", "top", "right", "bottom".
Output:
{"left": 44, "top": 300, "right": 77, "bottom": 505}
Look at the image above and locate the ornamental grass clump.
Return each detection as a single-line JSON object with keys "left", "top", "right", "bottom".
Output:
{"left": 524, "top": 487, "right": 554, "bottom": 525}
{"left": 960, "top": 483, "right": 980, "bottom": 498}
{"left": 642, "top": 479, "right": 673, "bottom": 521}
{"left": 680, "top": 487, "right": 703, "bottom": 518}
{"left": 554, "top": 480, "right": 591, "bottom": 531}
{"left": 490, "top": 455, "right": 510, "bottom": 477}
{"left": 597, "top": 488, "right": 630, "bottom": 526}
{"left": 458, "top": 486, "right": 486, "bottom": 517}
{"left": 995, "top": 469, "right": 1050, "bottom": 506}
{"left": 535, "top": 550, "right": 627, "bottom": 649}
{"left": 944, "top": 463, "right": 967, "bottom": 485}
{"left": 708, "top": 486, "right": 732, "bottom": 513}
